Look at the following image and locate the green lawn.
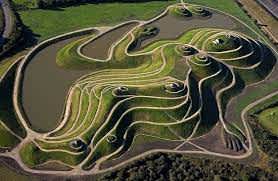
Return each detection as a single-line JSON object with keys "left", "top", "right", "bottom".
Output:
{"left": 18, "top": 1, "right": 176, "bottom": 41}
{"left": 0, "top": 59, "right": 15, "bottom": 76}
{"left": 258, "top": 106, "right": 278, "bottom": 135}
{"left": 249, "top": 94, "right": 278, "bottom": 115}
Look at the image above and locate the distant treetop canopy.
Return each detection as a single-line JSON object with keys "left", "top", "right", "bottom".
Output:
{"left": 13, "top": 0, "right": 169, "bottom": 10}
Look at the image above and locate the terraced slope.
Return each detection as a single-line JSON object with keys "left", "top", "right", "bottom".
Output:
{"left": 0, "top": 3, "right": 276, "bottom": 175}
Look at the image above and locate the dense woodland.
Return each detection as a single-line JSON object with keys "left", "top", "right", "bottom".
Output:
{"left": 248, "top": 115, "right": 278, "bottom": 172}
{"left": 99, "top": 153, "right": 277, "bottom": 181}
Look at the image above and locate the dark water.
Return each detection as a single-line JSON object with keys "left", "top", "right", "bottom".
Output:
{"left": 22, "top": 36, "right": 89, "bottom": 132}
{"left": 22, "top": 23, "right": 139, "bottom": 133}
{"left": 82, "top": 22, "right": 139, "bottom": 60}
{"left": 141, "top": 10, "right": 237, "bottom": 47}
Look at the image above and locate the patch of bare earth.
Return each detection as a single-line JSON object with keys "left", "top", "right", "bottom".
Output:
{"left": 100, "top": 140, "right": 182, "bottom": 169}
{"left": 191, "top": 123, "right": 245, "bottom": 156}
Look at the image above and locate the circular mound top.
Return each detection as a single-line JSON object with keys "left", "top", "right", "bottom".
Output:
{"left": 196, "top": 54, "right": 209, "bottom": 63}
{"left": 138, "top": 26, "right": 159, "bottom": 38}
{"left": 107, "top": 135, "right": 117, "bottom": 143}
{"left": 198, "top": 55, "right": 207, "bottom": 59}
{"left": 177, "top": 45, "right": 198, "bottom": 56}
{"left": 177, "top": 6, "right": 192, "bottom": 17}
{"left": 187, "top": 5, "right": 211, "bottom": 17}
{"left": 69, "top": 139, "right": 86, "bottom": 150}
{"left": 165, "top": 82, "right": 185, "bottom": 93}
{"left": 204, "top": 34, "right": 241, "bottom": 52}
{"left": 170, "top": 5, "right": 192, "bottom": 18}
{"left": 189, "top": 54, "right": 215, "bottom": 68}
{"left": 113, "top": 86, "right": 129, "bottom": 96}
{"left": 189, "top": 54, "right": 219, "bottom": 78}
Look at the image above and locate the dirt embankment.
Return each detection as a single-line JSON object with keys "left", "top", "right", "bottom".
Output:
{"left": 237, "top": 0, "right": 278, "bottom": 47}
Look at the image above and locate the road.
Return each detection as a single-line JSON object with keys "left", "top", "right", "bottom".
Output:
{"left": 0, "top": 0, "right": 13, "bottom": 43}
{"left": 256, "top": 0, "right": 278, "bottom": 19}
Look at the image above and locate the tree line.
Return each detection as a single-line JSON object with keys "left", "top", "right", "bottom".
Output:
{"left": 99, "top": 152, "right": 277, "bottom": 180}
{"left": 248, "top": 114, "right": 278, "bottom": 173}
{"left": 13, "top": 0, "right": 169, "bottom": 10}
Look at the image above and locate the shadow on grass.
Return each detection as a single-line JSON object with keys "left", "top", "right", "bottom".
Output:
{"left": 15, "top": 0, "right": 172, "bottom": 11}
{"left": 0, "top": 62, "right": 26, "bottom": 138}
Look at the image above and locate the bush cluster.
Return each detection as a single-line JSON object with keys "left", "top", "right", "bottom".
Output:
{"left": 248, "top": 115, "right": 278, "bottom": 172}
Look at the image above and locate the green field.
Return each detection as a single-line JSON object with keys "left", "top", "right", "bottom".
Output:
{"left": 258, "top": 106, "right": 278, "bottom": 135}
{"left": 17, "top": 1, "right": 175, "bottom": 41}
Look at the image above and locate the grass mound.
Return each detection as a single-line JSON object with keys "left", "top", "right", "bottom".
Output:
{"left": 11, "top": 11, "right": 277, "bottom": 170}
{"left": 204, "top": 34, "right": 241, "bottom": 52}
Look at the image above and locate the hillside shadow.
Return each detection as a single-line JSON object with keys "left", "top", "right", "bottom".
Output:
{"left": 0, "top": 25, "right": 40, "bottom": 59}
{"left": 32, "top": 0, "right": 171, "bottom": 11}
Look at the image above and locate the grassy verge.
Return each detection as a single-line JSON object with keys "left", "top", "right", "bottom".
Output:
{"left": 235, "top": 82, "right": 278, "bottom": 119}
{"left": 0, "top": 61, "right": 26, "bottom": 138}
{"left": 249, "top": 94, "right": 278, "bottom": 115}
{"left": 0, "top": 121, "right": 20, "bottom": 148}
{"left": 20, "top": 142, "right": 88, "bottom": 167}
